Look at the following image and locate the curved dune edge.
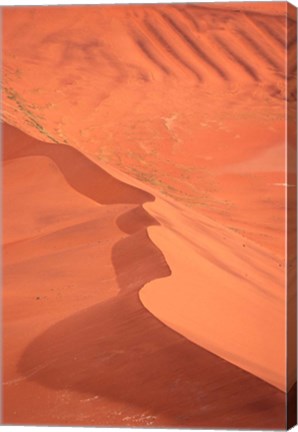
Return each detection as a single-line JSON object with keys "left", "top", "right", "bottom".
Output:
{"left": 2, "top": 0, "right": 293, "bottom": 423}
{"left": 140, "top": 197, "right": 287, "bottom": 392}
{"left": 4, "top": 122, "right": 288, "bottom": 392}
{"left": 7, "top": 123, "right": 286, "bottom": 429}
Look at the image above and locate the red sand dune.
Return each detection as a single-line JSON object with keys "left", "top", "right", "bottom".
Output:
{"left": 2, "top": 1, "right": 296, "bottom": 429}
{"left": 3, "top": 2, "right": 295, "bottom": 254}
{"left": 3, "top": 124, "right": 286, "bottom": 428}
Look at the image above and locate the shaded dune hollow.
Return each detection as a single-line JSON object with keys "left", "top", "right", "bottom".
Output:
{"left": 2, "top": 123, "right": 287, "bottom": 428}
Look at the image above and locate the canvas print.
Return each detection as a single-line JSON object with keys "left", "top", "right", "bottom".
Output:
{"left": 1, "top": 1, "right": 297, "bottom": 429}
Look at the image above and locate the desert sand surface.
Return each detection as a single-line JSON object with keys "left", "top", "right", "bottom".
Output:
{"left": 3, "top": 2, "right": 296, "bottom": 254}
{"left": 3, "top": 123, "right": 286, "bottom": 428}
{"left": 2, "top": 1, "right": 296, "bottom": 429}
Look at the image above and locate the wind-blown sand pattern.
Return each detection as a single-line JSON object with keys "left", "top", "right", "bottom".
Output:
{"left": 2, "top": 2, "right": 296, "bottom": 429}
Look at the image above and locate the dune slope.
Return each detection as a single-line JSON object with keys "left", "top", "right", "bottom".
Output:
{"left": 2, "top": 1, "right": 295, "bottom": 428}
{"left": 3, "top": 124, "right": 286, "bottom": 428}
{"left": 3, "top": 2, "right": 294, "bottom": 254}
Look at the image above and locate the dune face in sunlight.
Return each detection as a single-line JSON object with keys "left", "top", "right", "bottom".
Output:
{"left": 2, "top": 1, "right": 296, "bottom": 429}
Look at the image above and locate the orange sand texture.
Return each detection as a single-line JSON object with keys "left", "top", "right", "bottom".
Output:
{"left": 2, "top": 2, "right": 297, "bottom": 429}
